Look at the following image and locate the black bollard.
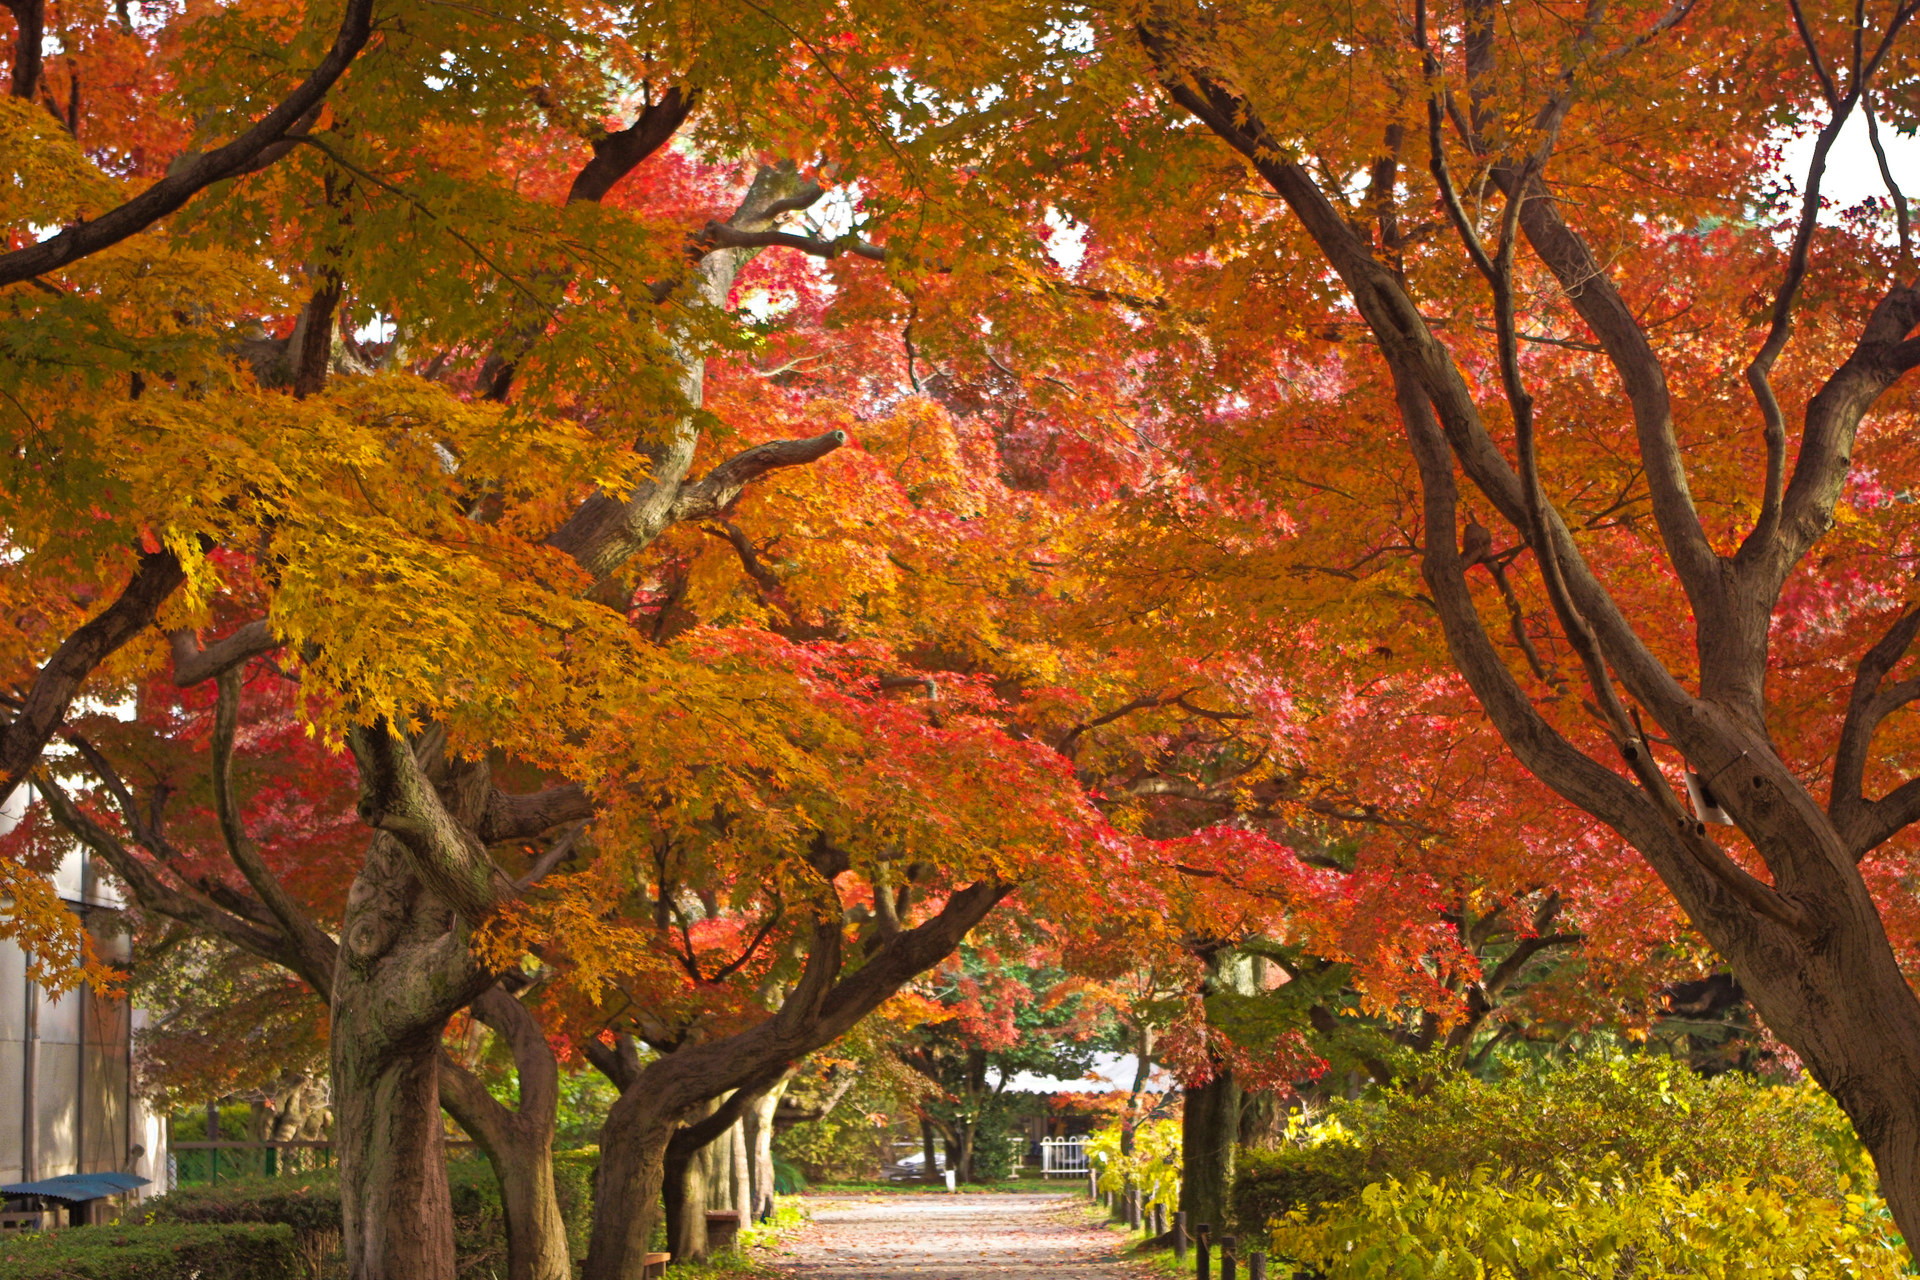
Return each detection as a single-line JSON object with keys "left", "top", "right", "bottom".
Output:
{"left": 1247, "top": 1252, "right": 1267, "bottom": 1280}
{"left": 1196, "top": 1225, "right": 1212, "bottom": 1280}
{"left": 1152, "top": 1202, "right": 1167, "bottom": 1238}
{"left": 1221, "top": 1234, "right": 1237, "bottom": 1280}
{"left": 1173, "top": 1211, "right": 1188, "bottom": 1263}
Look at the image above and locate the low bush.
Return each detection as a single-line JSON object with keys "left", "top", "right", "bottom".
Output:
{"left": 0, "top": 1221, "right": 296, "bottom": 1280}
{"left": 1233, "top": 1055, "right": 1866, "bottom": 1233}
{"left": 146, "top": 1148, "right": 599, "bottom": 1275}
{"left": 1269, "top": 1166, "right": 1907, "bottom": 1278}
{"left": 145, "top": 1175, "right": 341, "bottom": 1277}
{"left": 146, "top": 1174, "right": 342, "bottom": 1233}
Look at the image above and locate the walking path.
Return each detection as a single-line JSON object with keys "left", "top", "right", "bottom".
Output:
{"left": 768, "top": 1192, "right": 1150, "bottom": 1279}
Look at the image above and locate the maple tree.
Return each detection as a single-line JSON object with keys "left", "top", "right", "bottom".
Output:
{"left": 0, "top": 7, "right": 1115, "bottom": 1279}
{"left": 835, "top": 0, "right": 1920, "bottom": 1244}
{"left": 12, "top": 0, "right": 1920, "bottom": 1270}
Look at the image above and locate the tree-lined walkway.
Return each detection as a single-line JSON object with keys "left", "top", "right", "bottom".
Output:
{"left": 771, "top": 1193, "right": 1149, "bottom": 1278}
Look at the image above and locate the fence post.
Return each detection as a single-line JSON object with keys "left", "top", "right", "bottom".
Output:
{"left": 1088, "top": 1167, "right": 1098, "bottom": 1201}
{"left": 1173, "top": 1210, "right": 1188, "bottom": 1263}
{"left": 1221, "top": 1235, "right": 1237, "bottom": 1280}
{"left": 1152, "top": 1202, "right": 1166, "bottom": 1238}
{"left": 1126, "top": 1185, "right": 1141, "bottom": 1231}
{"left": 1248, "top": 1253, "right": 1267, "bottom": 1280}
{"left": 1196, "top": 1224, "right": 1211, "bottom": 1280}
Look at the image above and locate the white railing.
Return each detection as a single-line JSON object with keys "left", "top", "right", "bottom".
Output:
{"left": 1039, "top": 1136, "right": 1089, "bottom": 1176}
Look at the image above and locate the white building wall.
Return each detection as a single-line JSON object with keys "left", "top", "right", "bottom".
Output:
{"left": 0, "top": 795, "right": 152, "bottom": 1197}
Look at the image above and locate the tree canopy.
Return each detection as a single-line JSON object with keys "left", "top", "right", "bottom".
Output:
{"left": 7, "top": 0, "right": 1920, "bottom": 1273}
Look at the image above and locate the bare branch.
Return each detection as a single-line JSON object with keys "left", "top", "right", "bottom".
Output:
{"left": 513, "top": 821, "right": 587, "bottom": 891}
{"left": 1833, "top": 606, "right": 1920, "bottom": 855}
{"left": 1740, "top": 0, "right": 1920, "bottom": 566}
{"left": 1787, "top": 0, "right": 1843, "bottom": 106}
{"left": 37, "top": 773, "right": 311, "bottom": 975}
{"left": 169, "top": 619, "right": 279, "bottom": 687}
{"left": 667, "top": 429, "right": 850, "bottom": 523}
{"left": 1865, "top": 92, "right": 1913, "bottom": 271}
{"left": 695, "top": 223, "right": 886, "bottom": 262}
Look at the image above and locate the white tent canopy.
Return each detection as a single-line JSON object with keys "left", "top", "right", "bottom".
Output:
{"left": 990, "top": 1052, "right": 1174, "bottom": 1095}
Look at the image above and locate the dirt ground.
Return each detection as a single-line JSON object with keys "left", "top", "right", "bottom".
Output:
{"left": 766, "top": 1192, "right": 1153, "bottom": 1279}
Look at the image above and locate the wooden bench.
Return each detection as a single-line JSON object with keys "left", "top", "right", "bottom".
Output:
{"left": 641, "top": 1252, "right": 670, "bottom": 1278}
{"left": 706, "top": 1210, "right": 742, "bottom": 1251}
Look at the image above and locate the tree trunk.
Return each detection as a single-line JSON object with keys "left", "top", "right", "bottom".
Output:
{"left": 583, "top": 882, "right": 1008, "bottom": 1280}
{"left": 729, "top": 1119, "right": 750, "bottom": 1217}
{"left": 439, "top": 988, "right": 569, "bottom": 1280}
{"left": 333, "top": 1027, "right": 457, "bottom": 1280}
{"left": 329, "top": 755, "right": 497, "bottom": 1280}
{"left": 920, "top": 1119, "right": 939, "bottom": 1184}
{"left": 585, "top": 1095, "right": 676, "bottom": 1280}
{"left": 663, "top": 1103, "right": 713, "bottom": 1263}
{"left": 744, "top": 1077, "right": 788, "bottom": 1219}
{"left": 954, "top": 1121, "right": 976, "bottom": 1183}
{"left": 1180, "top": 1071, "right": 1239, "bottom": 1238}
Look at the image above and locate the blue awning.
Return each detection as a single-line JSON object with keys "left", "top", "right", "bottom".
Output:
{"left": 0, "top": 1172, "right": 149, "bottom": 1202}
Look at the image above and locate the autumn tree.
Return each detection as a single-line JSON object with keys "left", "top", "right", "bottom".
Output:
{"left": 845, "top": 0, "right": 1920, "bottom": 1242}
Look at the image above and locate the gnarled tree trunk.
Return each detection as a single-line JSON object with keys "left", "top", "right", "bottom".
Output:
{"left": 439, "top": 986, "right": 570, "bottom": 1280}
{"left": 744, "top": 1077, "right": 789, "bottom": 1219}
{"left": 332, "top": 742, "right": 501, "bottom": 1280}
{"left": 583, "top": 881, "right": 1008, "bottom": 1280}
{"left": 333, "top": 1022, "right": 457, "bottom": 1280}
{"left": 663, "top": 1099, "right": 717, "bottom": 1261}
{"left": 1180, "top": 1071, "right": 1239, "bottom": 1238}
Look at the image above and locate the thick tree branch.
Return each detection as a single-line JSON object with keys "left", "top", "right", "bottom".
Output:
{"left": 169, "top": 619, "right": 279, "bottom": 687}
{"left": 584, "top": 1032, "right": 646, "bottom": 1093}
{"left": 667, "top": 430, "right": 849, "bottom": 523}
{"left": 1, "top": 548, "right": 184, "bottom": 806}
{"left": 666, "top": 1079, "right": 777, "bottom": 1160}
{"left": 5, "top": 0, "right": 44, "bottom": 102}
{"left": 440, "top": 985, "right": 559, "bottom": 1154}
{"left": 694, "top": 223, "right": 886, "bottom": 261}
{"left": 211, "top": 670, "right": 341, "bottom": 978}
{"left": 544, "top": 167, "right": 837, "bottom": 580}
{"left": 476, "top": 782, "right": 595, "bottom": 845}
{"left": 0, "top": 0, "right": 375, "bottom": 286}
{"left": 567, "top": 86, "right": 699, "bottom": 206}
{"left": 348, "top": 722, "right": 516, "bottom": 924}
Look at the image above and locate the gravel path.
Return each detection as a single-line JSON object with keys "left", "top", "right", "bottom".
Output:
{"left": 769, "top": 1192, "right": 1149, "bottom": 1279}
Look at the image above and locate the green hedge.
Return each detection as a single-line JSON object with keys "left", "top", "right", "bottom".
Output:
{"left": 1232, "top": 1056, "right": 1864, "bottom": 1234}
{"left": 146, "top": 1148, "right": 600, "bottom": 1271}
{"left": 1269, "top": 1167, "right": 1909, "bottom": 1278}
{"left": 146, "top": 1174, "right": 341, "bottom": 1233}
{"left": 0, "top": 1222, "right": 295, "bottom": 1280}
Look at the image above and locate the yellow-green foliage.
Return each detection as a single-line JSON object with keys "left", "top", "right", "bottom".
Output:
{"left": 1234, "top": 1056, "right": 1874, "bottom": 1236}
{"left": 1089, "top": 1118, "right": 1181, "bottom": 1211}
{"left": 1269, "top": 1165, "right": 1909, "bottom": 1279}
